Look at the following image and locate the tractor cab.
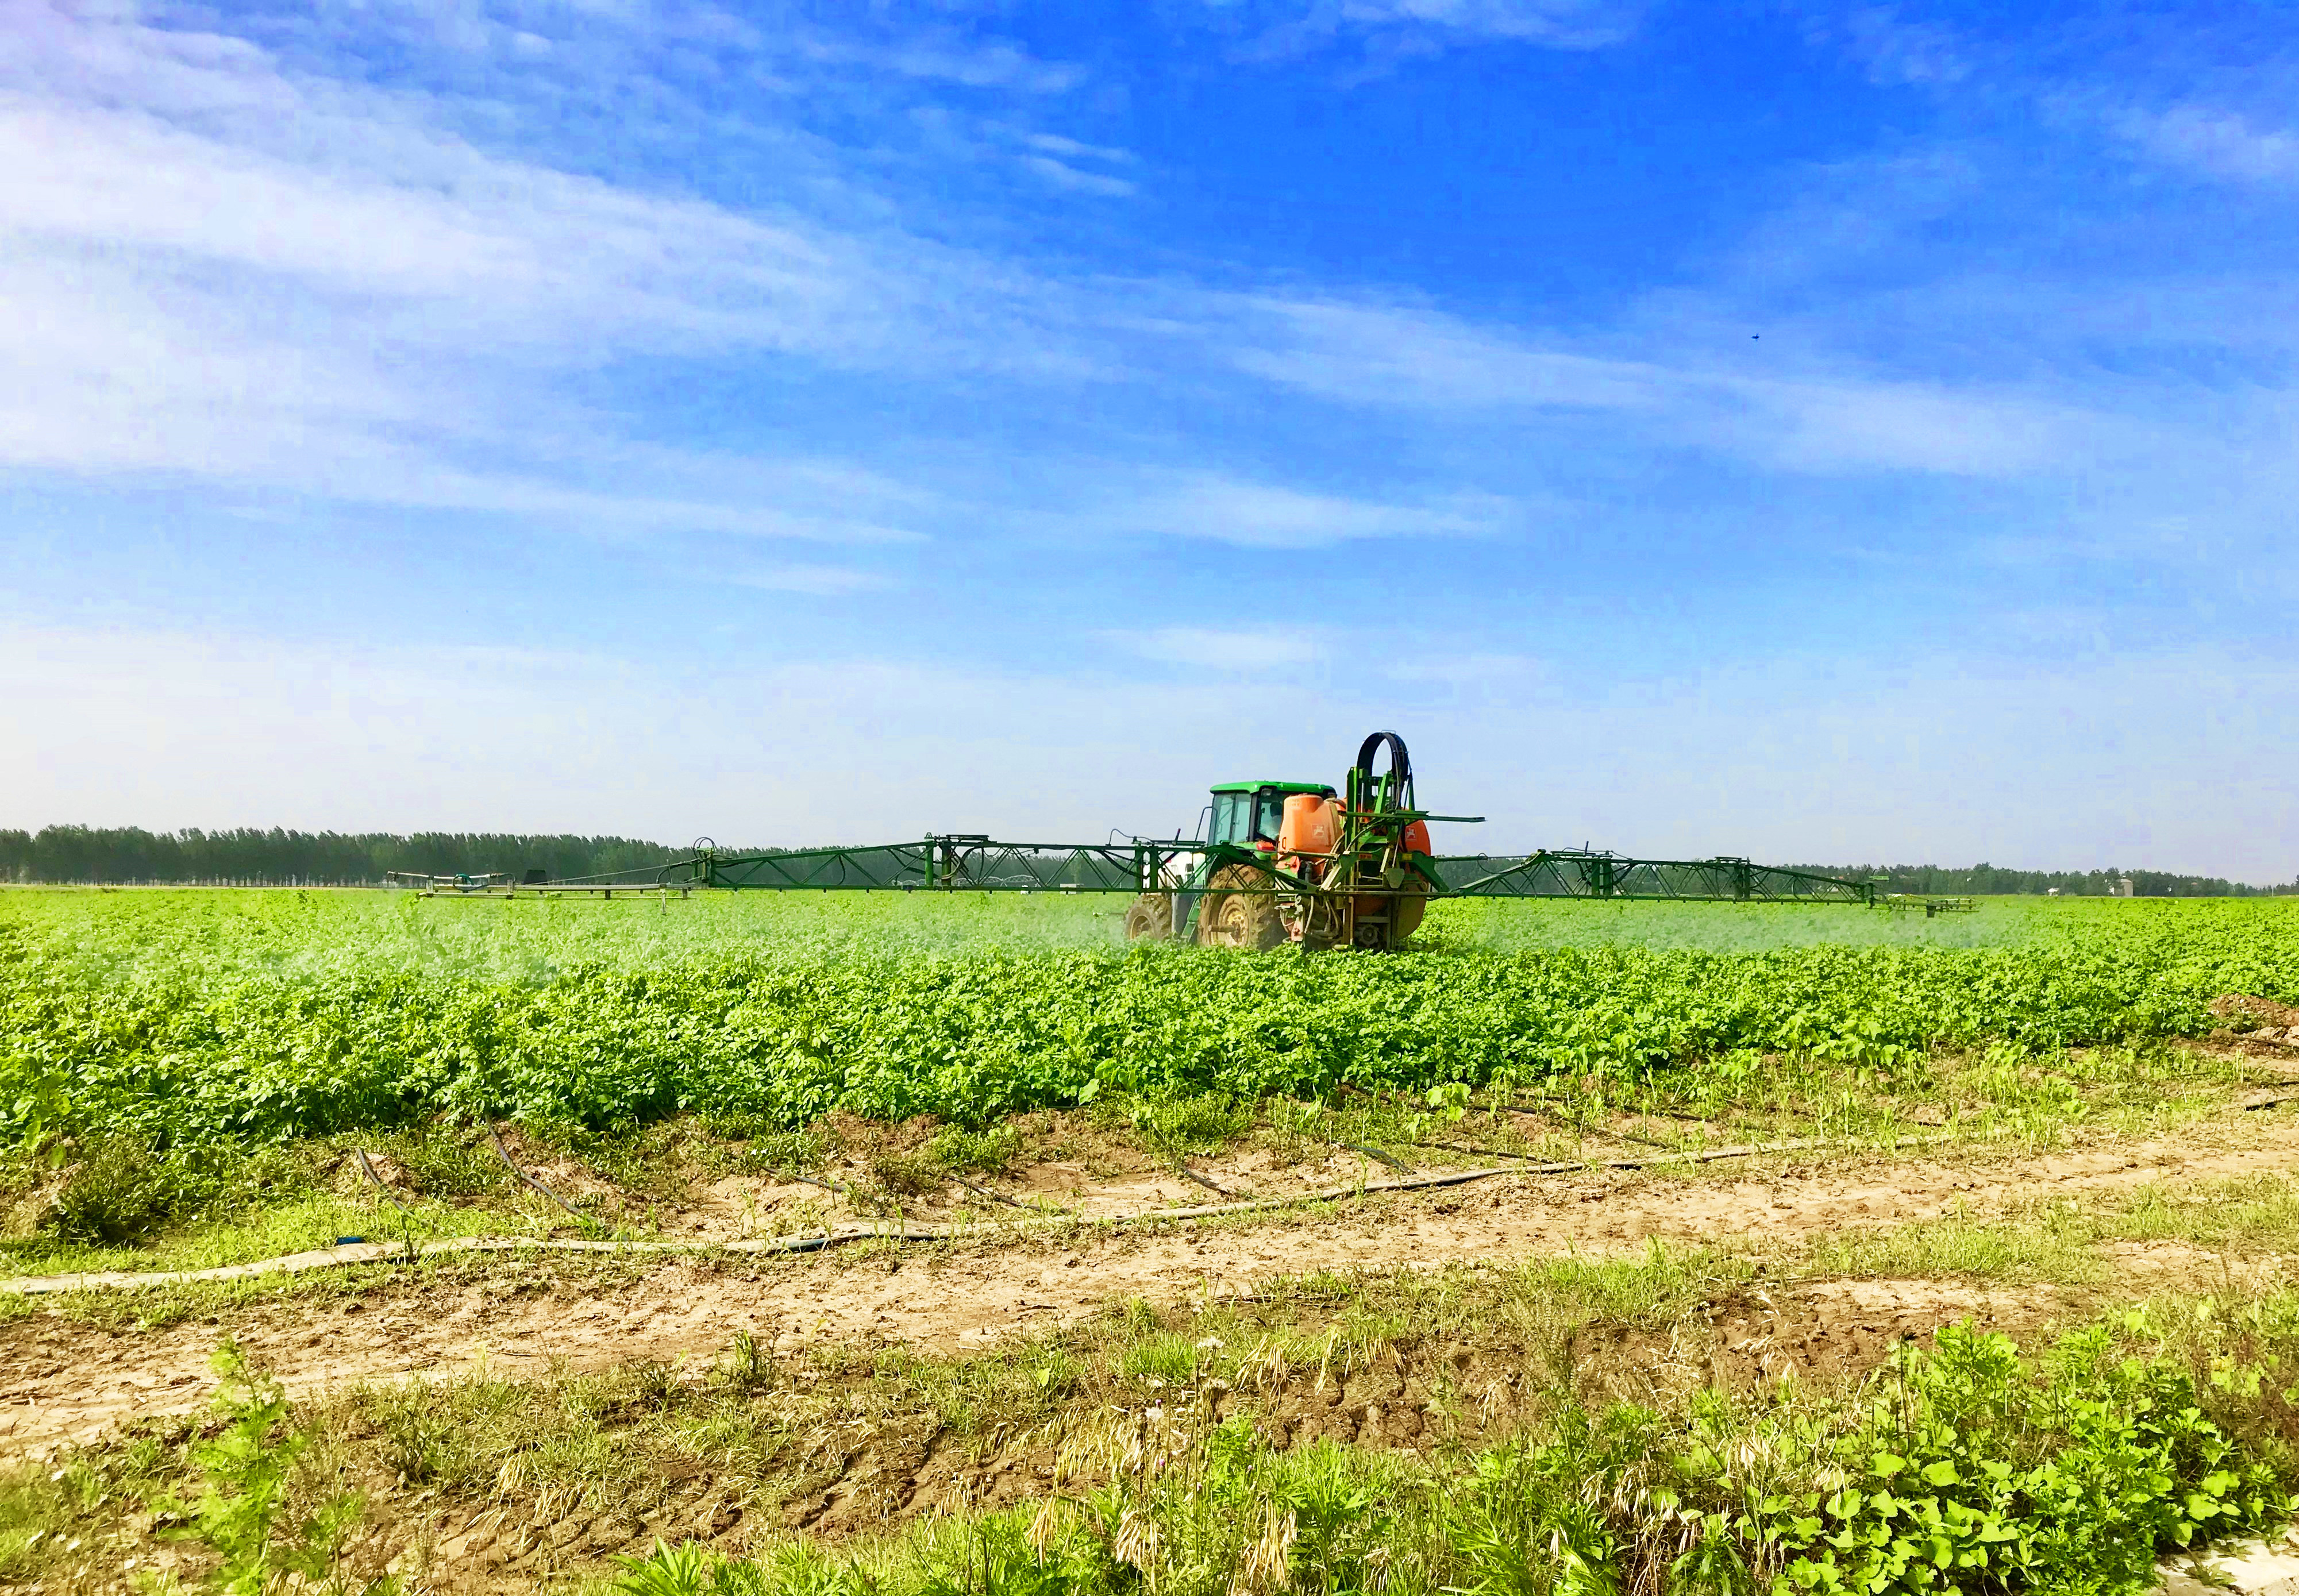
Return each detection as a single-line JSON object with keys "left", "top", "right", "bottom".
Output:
{"left": 1206, "top": 781, "right": 1337, "bottom": 850}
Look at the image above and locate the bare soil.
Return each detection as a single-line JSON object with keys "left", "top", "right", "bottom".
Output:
{"left": 5, "top": 1118, "right": 2296, "bottom": 1464}
{"left": 95, "top": 1272, "right": 2080, "bottom": 1594}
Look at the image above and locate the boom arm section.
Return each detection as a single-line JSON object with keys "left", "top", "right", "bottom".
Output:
{"left": 1428, "top": 851, "right": 1874, "bottom": 904}
{"left": 683, "top": 839, "right": 1874, "bottom": 904}
{"left": 687, "top": 836, "right": 1208, "bottom": 894}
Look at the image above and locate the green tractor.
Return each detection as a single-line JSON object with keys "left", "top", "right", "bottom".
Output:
{"left": 1124, "top": 731, "right": 1464, "bottom": 951}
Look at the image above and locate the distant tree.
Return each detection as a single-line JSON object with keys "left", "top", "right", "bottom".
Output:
{"left": 0, "top": 828, "right": 726, "bottom": 886}
{"left": 1790, "top": 862, "right": 2281, "bottom": 897}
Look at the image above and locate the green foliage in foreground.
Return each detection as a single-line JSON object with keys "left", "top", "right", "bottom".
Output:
{"left": 602, "top": 1322, "right": 2288, "bottom": 1596}
{"left": 3, "top": 892, "right": 2297, "bottom": 1146}
{"left": 155, "top": 1344, "right": 366, "bottom": 1596}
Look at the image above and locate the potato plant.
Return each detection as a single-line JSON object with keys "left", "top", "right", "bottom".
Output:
{"left": 1, "top": 891, "right": 2293, "bottom": 1147}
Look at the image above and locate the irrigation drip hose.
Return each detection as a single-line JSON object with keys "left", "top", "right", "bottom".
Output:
{"left": 1331, "top": 1139, "right": 1413, "bottom": 1173}
{"left": 488, "top": 1124, "right": 591, "bottom": 1223}
{"left": 0, "top": 1135, "right": 1868, "bottom": 1297}
{"left": 353, "top": 1150, "right": 417, "bottom": 1217}
{"left": 778, "top": 1170, "right": 854, "bottom": 1198}
{"left": 1406, "top": 1140, "right": 1558, "bottom": 1162}
{"left": 949, "top": 1171, "right": 1041, "bottom": 1211}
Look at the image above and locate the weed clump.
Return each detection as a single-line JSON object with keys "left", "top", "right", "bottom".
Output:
{"left": 602, "top": 1321, "right": 2292, "bottom": 1596}
{"left": 30, "top": 1137, "right": 313, "bottom": 1245}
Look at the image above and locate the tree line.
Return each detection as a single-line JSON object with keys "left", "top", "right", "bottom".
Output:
{"left": 1792, "top": 862, "right": 2292, "bottom": 897}
{"left": 0, "top": 827, "right": 702, "bottom": 886}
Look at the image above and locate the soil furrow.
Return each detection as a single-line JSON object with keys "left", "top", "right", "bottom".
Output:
{"left": 4, "top": 1121, "right": 2294, "bottom": 1460}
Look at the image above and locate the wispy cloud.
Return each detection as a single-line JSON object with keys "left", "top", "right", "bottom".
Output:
{"left": 795, "top": 26, "right": 1085, "bottom": 94}
{"left": 1230, "top": 297, "right": 1667, "bottom": 408}
{"left": 1019, "top": 155, "right": 1138, "bottom": 196}
{"left": 1826, "top": 6, "right": 1974, "bottom": 87}
{"left": 0, "top": 1, "right": 1139, "bottom": 530}
{"left": 1384, "top": 651, "right": 1546, "bottom": 688}
{"left": 1108, "top": 470, "right": 1513, "bottom": 546}
{"left": 1223, "top": 295, "right": 2078, "bottom": 476}
{"left": 729, "top": 563, "right": 893, "bottom": 596}
{"left": 1023, "top": 132, "right": 1138, "bottom": 165}
{"left": 2118, "top": 105, "right": 2299, "bottom": 186}
{"left": 1204, "top": 0, "right": 1644, "bottom": 62}
{"left": 0, "top": 0, "right": 2181, "bottom": 542}
{"left": 1112, "top": 626, "right": 1327, "bottom": 668}
{"left": 907, "top": 112, "right": 1146, "bottom": 201}
{"left": 1333, "top": 0, "right": 1641, "bottom": 45}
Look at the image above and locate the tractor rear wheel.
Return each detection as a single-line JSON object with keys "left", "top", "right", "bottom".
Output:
{"left": 1392, "top": 877, "right": 1430, "bottom": 945}
{"left": 1123, "top": 892, "right": 1174, "bottom": 942}
{"left": 1350, "top": 876, "right": 1431, "bottom": 950}
{"left": 1197, "top": 863, "right": 1287, "bottom": 951}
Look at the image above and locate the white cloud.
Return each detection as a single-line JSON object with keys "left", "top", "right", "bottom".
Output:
{"left": 1331, "top": 0, "right": 1638, "bottom": 45}
{"left": 1206, "top": 0, "right": 1642, "bottom": 59}
{"left": 1117, "top": 626, "right": 1327, "bottom": 668}
{"left": 1023, "top": 132, "right": 1138, "bottom": 165}
{"left": 904, "top": 111, "right": 1147, "bottom": 203}
{"left": 1232, "top": 298, "right": 1669, "bottom": 409}
{"left": 0, "top": 227, "right": 934, "bottom": 537}
{"left": 795, "top": 25, "right": 1085, "bottom": 94}
{"left": 2121, "top": 105, "right": 2299, "bottom": 186}
{"left": 0, "top": 60, "right": 935, "bottom": 363}
{"left": 1112, "top": 469, "right": 1511, "bottom": 546}
{"left": 1021, "top": 155, "right": 1138, "bottom": 197}
{"left": 0, "top": 1, "right": 1100, "bottom": 532}
{"left": 1384, "top": 652, "right": 1547, "bottom": 689}
{"left": 1223, "top": 295, "right": 2078, "bottom": 476}
{"left": 729, "top": 563, "right": 892, "bottom": 596}
{"left": 1832, "top": 6, "right": 1974, "bottom": 87}
{"left": 1732, "top": 373, "right": 2066, "bottom": 476}
{"left": 0, "top": 0, "right": 2201, "bottom": 553}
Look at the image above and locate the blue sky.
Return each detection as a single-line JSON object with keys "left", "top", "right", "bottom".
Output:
{"left": 4, "top": 0, "right": 2297, "bottom": 877}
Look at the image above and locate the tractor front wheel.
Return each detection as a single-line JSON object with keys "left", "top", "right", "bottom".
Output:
{"left": 1123, "top": 892, "right": 1174, "bottom": 942}
{"left": 1197, "top": 864, "right": 1287, "bottom": 951}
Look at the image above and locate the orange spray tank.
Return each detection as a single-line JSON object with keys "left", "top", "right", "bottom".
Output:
{"left": 1278, "top": 793, "right": 1339, "bottom": 878}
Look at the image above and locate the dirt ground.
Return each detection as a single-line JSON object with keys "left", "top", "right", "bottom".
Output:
{"left": 5, "top": 1116, "right": 2296, "bottom": 1463}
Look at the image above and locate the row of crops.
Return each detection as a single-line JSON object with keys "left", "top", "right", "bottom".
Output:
{"left": 2, "top": 890, "right": 2296, "bottom": 1147}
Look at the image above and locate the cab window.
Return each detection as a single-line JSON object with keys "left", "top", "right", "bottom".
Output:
{"left": 1253, "top": 789, "right": 1288, "bottom": 843}
{"left": 1209, "top": 792, "right": 1247, "bottom": 845}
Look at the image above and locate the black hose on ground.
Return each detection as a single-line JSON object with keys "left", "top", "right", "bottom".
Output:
{"left": 354, "top": 1150, "right": 415, "bottom": 1214}
{"left": 354, "top": 1149, "right": 425, "bottom": 1263}
{"left": 778, "top": 1170, "right": 852, "bottom": 1197}
{"left": 950, "top": 1171, "right": 1048, "bottom": 1210}
{"left": 488, "top": 1124, "right": 595, "bottom": 1225}
{"left": 1330, "top": 1140, "right": 1412, "bottom": 1172}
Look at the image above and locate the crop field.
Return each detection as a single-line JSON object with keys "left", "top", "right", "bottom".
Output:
{"left": 2, "top": 889, "right": 2292, "bottom": 1148}
{"left": 6, "top": 886, "right": 2299, "bottom": 1596}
